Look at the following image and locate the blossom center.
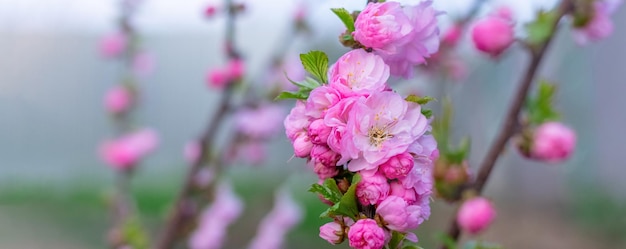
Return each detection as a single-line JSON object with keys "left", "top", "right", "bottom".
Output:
{"left": 368, "top": 126, "right": 393, "bottom": 147}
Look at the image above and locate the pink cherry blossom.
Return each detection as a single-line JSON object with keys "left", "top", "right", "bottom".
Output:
{"left": 204, "top": 5, "right": 218, "bottom": 18}
{"left": 99, "top": 128, "right": 158, "bottom": 170}
{"left": 347, "top": 219, "right": 385, "bottom": 249}
{"left": 235, "top": 104, "right": 285, "bottom": 139}
{"left": 319, "top": 221, "right": 343, "bottom": 244}
{"left": 379, "top": 152, "right": 414, "bottom": 180}
{"left": 99, "top": 32, "right": 127, "bottom": 58}
{"left": 344, "top": 91, "right": 428, "bottom": 172}
{"left": 305, "top": 85, "right": 341, "bottom": 119}
{"left": 457, "top": 197, "right": 496, "bottom": 234}
{"left": 471, "top": 12, "right": 515, "bottom": 57}
{"left": 353, "top": 2, "right": 413, "bottom": 52}
{"left": 292, "top": 133, "right": 313, "bottom": 158}
{"left": 531, "top": 122, "right": 576, "bottom": 162}
{"left": 189, "top": 182, "right": 243, "bottom": 249}
{"left": 312, "top": 161, "right": 339, "bottom": 180}
{"left": 328, "top": 49, "right": 389, "bottom": 97}
{"left": 104, "top": 85, "right": 133, "bottom": 114}
{"left": 308, "top": 119, "right": 332, "bottom": 145}
{"left": 284, "top": 101, "right": 310, "bottom": 140}
{"left": 573, "top": 0, "right": 623, "bottom": 45}
{"left": 311, "top": 145, "right": 340, "bottom": 167}
{"left": 323, "top": 96, "right": 361, "bottom": 164}
{"left": 442, "top": 24, "right": 462, "bottom": 47}
{"left": 389, "top": 181, "right": 418, "bottom": 205}
{"left": 227, "top": 59, "right": 245, "bottom": 79}
{"left": 376, "top": 196, "right": 422, "bottom": 232}
{"left": 356, "top": 172, "right": 390, "bottom": 206}
{"left": 207, "top": 68, "right": 229, "bottom": 89}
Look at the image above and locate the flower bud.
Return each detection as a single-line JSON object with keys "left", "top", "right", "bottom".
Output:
{"left": 379, "top": 152, "right": 414, "bottom": 180}
{"left": 356, "top": 172, "right": 390, "bottom": 206}
{"left": 99, "top": 32, "right": 127, "bottom": 58}
{"left": 227, "top": 59, "right": 244, "bottom": 80}
{"left": 530, "top": 122, "right": 576, "bottom": 162}
{"left": 207, "top": 68, "right": 229, "bottom": 89}
{"left": 347, "top": 219, "right": 385, "bottom": 249}
{"left": 471, "top": 15, "right": 514, "bottom": 57}
{"left": 313, "top": 161, "right": 339, "bottom": 180}
{"left": 104, "top": 85, "right": 133, "bottom": 115}
{"left": 308, "top": 119, "right": 331, "bottom": 145}
{"left": 292, "top": 133, "right": 313, "bottom": 158}
{"left": 311, "top": 145, "right": 340, "bottom": 167}
{"left": 319, "top": 221, "right": 344, "bottom": 244}
{"left": 457, "top": 197, "right": 496, "bottom": 234}
{"left": 442, "top": 24, "right": 462, "bottom": 47}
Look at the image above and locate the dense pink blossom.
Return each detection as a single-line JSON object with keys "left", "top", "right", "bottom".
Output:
{"left": 353, "top": 2, "right": 413, "bottom": 52}
{"left": 343, "top": 92, "right": 428, "bottom": 172}
{"left": 389, "top": 181, "right": 417, "bottom": 205}
{"left": 104, "top": 85, "right": 133, "bottom": 114}
{"left": 356, "top": 172, "right": 390, "bottom": 206}
{"left": 328, "top": 49, "right": 389, "bottom": 97}
{"left": 306, "top": 86, "right": 341, "bottom": 119}
{"left": 457, "top": 197, "right": 496, "bottom": 234}
{"left": 235, "top": 104, "right": 285, "bottom": 138}
{"left": 312, "top": 161, "right": 339, "bottom": 179}
{"left": 311, "top": 145, "right": 340, "bottom": 167}
{"left": 99, "top": 32, "right": 127, "bottom": 58}
{"left": 347, "top": 219, "right": 385, "bottom": 249}
{"left": 189, "top": 182, "right": 243, "bottom": 249}
{"left": 248, "top": 191, "right": 303, "bottom": 249}
{"left": 308, "top": 119, "right": 332, "bottom": 145}
{"left": 471, "top": 11, "right": 515, "bottom": 57}
{"left": 531, "top": 122, "right": 576, "bottom": 162}
{"left": 99, "top": 128, "right": 158, "bottom": 170}
{"left": 293, "top": 133, "right": 313, "bottom": 158}
{"left": 284, "top": 101, "right": 310, "bottom": 140}
{"left": 376, "top": 196, "right": 422, "bottom": 232}
{"left": 400, "top": 162, "right": 433, "bottom": 196}
{"left": 573, "top": 0, "right": 623, "bottom": 45}
{"left": 323, "top": 97, "right": 360, "bottom": 163}
{"left": 319, "top": 221, "right": 343, "bottom": 244}
{"left": 379, "top": 152, "right": 414, "bottom": 180}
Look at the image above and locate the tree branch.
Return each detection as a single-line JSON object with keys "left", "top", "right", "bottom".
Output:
{"left": 440, "top": 1, "right": 573, "bottom": 248}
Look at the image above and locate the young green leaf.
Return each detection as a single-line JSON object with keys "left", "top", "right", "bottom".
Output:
{"left": 406, "top": 95, "right": 437, "bottom": 105}
{"left": 388, "top": 231, "right": 407, "bottom": 249}
{"left": 300, "top": 51, "right": 329, "bottom": 83}
{"left": 308, "top": 178, "right": 344, "bottom": 204}
{"left": 319, "top": 174, "right": 362, "bottom": 219}
{"left": 421, "top": 109, "right": 433, "bottom": 119}
{"left": 275, "top": 91, "right": 309, "bottom": 101}
{"left": 524, "top": 10, "right": 558, "bottom": 46}
{"left": 331, "top": 8, "right": 355, "bottom": 32}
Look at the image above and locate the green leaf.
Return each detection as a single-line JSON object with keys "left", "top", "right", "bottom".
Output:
{"left": 524, "top": 10, "right": 558, "bottom": 46}
{"left": 402, "top": 246, "right": 424, "bottom": 249}
{"left": 525, "top": 81, "right": 560, "bottom": 124}
{"left": 421, "top": 109, "right": 433, "bottom": 119}
{"left": 319, "top": 173, "right": 362, "bottom": 219}
{"left": 445, "top": 137, "right": 471, "bottom": 164}
{"left": 122, "top": 217, "right": 149, "bottom": 249}
{"left": 331, "top": 8, "right": 355, "bottom": 32}
{"left": 308, "top": 179, "right": 343, "bottom": 204}
{"left": 388, "top": 231, "right": 406, "bottom": 249}
{"left": 275, "top": 91, "right": 309, "bottom": 101}
{"left": 406, "top": 95, "right": 436, "bottom": 105}
{"left": 300, "top": 51, "right": 329, "bottom": 83}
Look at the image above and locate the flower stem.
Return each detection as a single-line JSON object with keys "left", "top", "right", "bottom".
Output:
{"left": 440, "top": 1, "right": 572, "bottom": 248}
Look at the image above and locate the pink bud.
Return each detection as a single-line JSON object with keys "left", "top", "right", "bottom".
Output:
{"left": 206, "top": 68, "right": 229, "bottom": 89}
{"left": 227, "top": 59, "right": 245, "bottom": 79}
{"left": 377, "top": 196, "right": 423, "bottom": 232}
{"left": 356, "top": 172, "right": 390, "bottom": 206}
{"left": 104, "top": 85, "right": 133, "bottom": 114}
{"left": 457, "top": 197, "right": 496, "bottom": 234}
{"left": 347, "top": 219, "right": 385, "bottom": 249}
{"left": 389, "top": 182, "right": 417, "bottom": 205}
{"left": 494, "top": 6, "right": 514, "bottom": 21}
{"left": 471, "top": 15, "right": 514, "bottom": 57}
{"left": 531, "top": 122, "right": 576, "bottom": 162}
{"left": 442, "top": 25, "right": 462, "bottom": 47}
{"left": 292, "top": 133, "right": 313, "bottom": 158}
{"left": 379, "top": 152, "right": 414, "bottom": 180}
{"left": 308, "top": 119, "right": 331, "bottom": 145}
{"left": 310, "top": 145, "right": 340, "bottom": 167}
{"left": 204, "top": 5, "right": 218, "bottom": 18}
{"left": 319, "top": 222, "right": 343, "bottom": 244}
{"left": 312, "top": 161, "right": 339, "bottom": 180}
{"left": 99, "top": 128, "right": 159, "bottom": 170}
{"left": 184, "top": 140, "right": 202, "bottom": 165}
{"left": 99, "top": 32, "right": 127, "bottom": 58}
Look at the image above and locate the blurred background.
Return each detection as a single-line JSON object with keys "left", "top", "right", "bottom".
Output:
{"left": 0, "top": 0, "right": 625, "bottom": 248}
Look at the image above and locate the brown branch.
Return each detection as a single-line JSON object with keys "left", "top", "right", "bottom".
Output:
{"left": 154, "top": 0, "right": 239, "bottom": 248}
{"left": 440, "top": 1, "right": 573, "bottom": 248}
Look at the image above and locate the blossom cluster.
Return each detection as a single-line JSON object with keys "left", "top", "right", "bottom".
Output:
{"left": 284, "top": 48, "right": 438, "bottom": 248}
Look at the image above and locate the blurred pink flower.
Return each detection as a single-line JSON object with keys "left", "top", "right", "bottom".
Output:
{"left": 347, "top": 219, "right": 385, "bottom": 249}
{"left": 132, "top": 52, "right": 155, "bottom": 78}
{"left": 471, "top": 10, "right": 515, "bottom": 57}
{"left": 189, "top": 182, "right": 243, "bottom": 249}
{"left": 104, "top": 85, "right": 133, "bottom": 115}
{"left": 235, "top": 104, "right": 286, "bottom": 139}
{"left": 457, "top": 197, "right": 496, "bottom": 234}
{"left": 184, "top": 140, "right": 201, "bottom": 165}
{"left": 99, "top": 32, "right": 127, "bottom": 58}
{"left": 248, "top": 190, "right": 303, "bottom": 249}
{"left": 442, "top": 24, "right": 462, "bottom": 47}
{"left": 573, "top": 0, "right": 623, "bottom": 45}
{"left": 99, "top": 128, "right": 159, "bottom": 170}
{"left": 206, "top": 68, "right": 229, "bottom": 89}
{"left": 531, "top": 122, "right": 576, "bottom": 162}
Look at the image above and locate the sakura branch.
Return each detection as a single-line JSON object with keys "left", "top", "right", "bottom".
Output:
{"left": 98, "top": 1, "right": 157, "bottom": 248}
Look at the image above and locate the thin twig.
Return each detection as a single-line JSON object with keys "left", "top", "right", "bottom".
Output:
{"left": 440, "top": 1, "right": 573, "bottom": 248}
{"left": 154, "top": 0, "right": 239, "bottom": 248}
